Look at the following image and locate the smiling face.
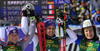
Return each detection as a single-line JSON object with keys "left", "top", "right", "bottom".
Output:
{"left": 8, "top": 33, "right": 19, "bottom": 43}
{"left": 45, "top": 25, "right": 55, "bottom": 37}
{"left": 84, "top": 27, "right": 94, "bottom": 39}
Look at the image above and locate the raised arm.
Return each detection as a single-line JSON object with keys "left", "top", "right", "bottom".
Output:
{"left": 0, "top": 27, "right": 6, "bottom": 50}
{"left": 66, "top": 29, "right": 77, "bottom": 44}
{"left": 20, "top": 17, "right": 36, "bottom": 50}
{"left": 21, "top": 17, "right": 29, "bottom": 35}
{"left": 61, "top": 29, "right": 77, "bottom": 47}
{"left": 20, "top": 3, "right": 36, "bottom": 50}
{"left": 0, "top": 27, "right": 6, "bottom": 42}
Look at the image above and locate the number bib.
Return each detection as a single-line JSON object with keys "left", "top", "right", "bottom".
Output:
{"left": 79, "top": 39, "right": 99, "bottom": 51}
{"left": 36, "top": 39, "right": 59, "bottom": 51}
{"left": 3, "top": 45, "right": 23, "bottom": 51}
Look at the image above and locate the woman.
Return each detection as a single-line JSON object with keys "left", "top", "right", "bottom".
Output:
{"left": 75, "top": 19, "right": 100, "bottom": 51}
{"left": 0, "top": 3, "right": 36, "bottom": 51}
{"left": 0, "top": 23, "right": 35, "bottom": 51}
{"left": 21, "top": 18, "right": 77, "bottom": 51}
{"left": 21, "top": 3, "right": 77, "bottom": 51}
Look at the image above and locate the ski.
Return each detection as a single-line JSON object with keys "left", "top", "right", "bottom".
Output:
{"left": 37, "top": 22, "right": 47, "bottom": 51}
{"left": 56, "top": 9, "right": 61, "bottom": 51}
{"left": 63, "top": 3, "right": 67, "bottom": 51}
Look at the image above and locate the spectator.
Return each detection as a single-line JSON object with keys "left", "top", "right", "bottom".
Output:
{"left": 91, "top": 10, "right": 97, "bottom": 21}
{"left": 94, "top": 14, "right": 100, "bottom": 25}
{"left": 85, "top": 10, "right": 91, "bottom": 20}
{"left": 90, "top": 0, "right": 100, "bottom": 10}
{"left": 90, "top": 0, "right": 100, "bottom": 16}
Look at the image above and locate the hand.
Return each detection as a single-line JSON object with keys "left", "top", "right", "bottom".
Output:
{"left": 22, "top": 3, "right": 35, "bottom": 17}
{"left": 27, "top": 9, "right": 35, "bottom": 17}
{"left": 60, "top": 21, "right": 69, "bottom": 29}
{"left": 22, "top": 10, "right": 27, "bottom": 17}
{"left": 22, "top": 9, "right": 35, "bottom": 17}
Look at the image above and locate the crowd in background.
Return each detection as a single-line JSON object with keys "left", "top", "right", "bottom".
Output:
{"left": 66, "top": 0, "right": 100, "bottom": 25}
{"left": 1, "top": 0, "right": 100, "bottom": 26}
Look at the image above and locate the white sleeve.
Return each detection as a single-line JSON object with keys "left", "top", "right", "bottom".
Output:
{"left": 20, "top": 19, "right": 36, "bottom": 50}
{"left": 32, "top": 34, "right": 39, "bottom": 51}
{"left": 21, "top": 17, "right": 29, "bottom": 35}
{"left": 61, "top": 29, "right": 77, "bottom": 47}
{"left": 0, "top": 27, "right": 5, "bottom": 42}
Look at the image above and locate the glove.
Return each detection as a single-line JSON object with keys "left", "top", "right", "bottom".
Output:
{"left": 22, "top": 10, "right": 27, "bottom": 17}
{"left": 27, "top": 10, "right": 35, "bottom": 17}
{"left": 22, "top": 3, "right": 35, "bottom": 17}
{"left": 22, "top": 9, "right": 35, "bottom": 17}
{"left": 60, "top": 21, "right": 69, "bottom": 29}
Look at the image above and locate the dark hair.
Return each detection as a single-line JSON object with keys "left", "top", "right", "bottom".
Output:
{"left": 82, "top": 26, "right": 99, "bottom": 45}
{"left": 35, "top": 14, "right": 40, "bottom": 23}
